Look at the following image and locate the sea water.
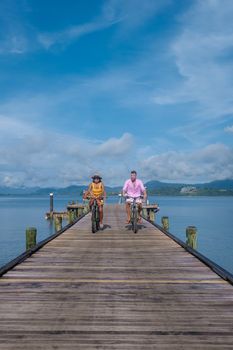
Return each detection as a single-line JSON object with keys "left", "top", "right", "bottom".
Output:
{"left": 0, "top": 195, "right": 232, "bottom": 274}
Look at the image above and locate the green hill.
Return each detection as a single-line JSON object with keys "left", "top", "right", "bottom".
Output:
{"left": 0, "top": 179, "right": 233, "bottom": 196}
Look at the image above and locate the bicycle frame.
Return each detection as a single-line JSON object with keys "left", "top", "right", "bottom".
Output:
{"left": 91, "top": 199, "right": 100, "bottom": 233}
{"left": 126, "top": 196, "right": 143, "bottom": 233}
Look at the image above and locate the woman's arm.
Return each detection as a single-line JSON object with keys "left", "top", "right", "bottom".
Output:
{"left": 101, "top": 183, "right": 106, "bottom": 198}
{"left": 83, "top": 184, "right": 92, "bottom": 199}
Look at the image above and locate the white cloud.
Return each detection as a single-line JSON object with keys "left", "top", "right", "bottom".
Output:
{"left": 0, "top": 0, "right": 33, "bottom": 54}
{"left": 140, "top": 143, "right": 233, "bottom": 182}
{"left": 153, "top": 0, "right": 233, "bottom": 121}
{"left": 37, "top": 14, "right": 120, "bottom": 50}
{"left": 0, "top": 0, "right": 170, "bottom": 54}
{"left": 1, "top": 116, "right": 232, "bottom": 187}
{"left": 95, "top": 133, "right": 134, "bottom": 156}
{"left": 224, "top": 125, "right": 233, "bottom": 133}
{"left": 38, "top": 0, "right": 169, "bottom": 49}
{"left": 104, "top": 0, "right": 169, "bottom": 33}
{"left": 0, "top": 0, "right": 119, "bottom": 54}
{"left": 0, "top": 116, "right": 135, "bottom": 187}
{"left": 0, "top": 115, "right": 36, "bottom": 134}
{"left": 0, "top": 65, "right": 154, "bottom": 125}
{"left": 0, "top": 34, "right": 28, "bottom": 54}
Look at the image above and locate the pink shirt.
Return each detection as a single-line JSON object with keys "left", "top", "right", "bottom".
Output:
{"left": 123, "top": 179, "right": 145, "bottom": 198}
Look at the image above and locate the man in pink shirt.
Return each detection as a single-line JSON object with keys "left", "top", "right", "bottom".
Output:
{"left": 123, "top": 170, "right": 147, "bottom": 224}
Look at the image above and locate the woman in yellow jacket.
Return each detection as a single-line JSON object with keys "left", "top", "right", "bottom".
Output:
{"left": 83, "top": 174, "right": 106, "bottom": 229}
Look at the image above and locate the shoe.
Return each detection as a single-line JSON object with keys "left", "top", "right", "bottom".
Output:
{"left": 99, "top": 223, "right": 104, "bottom": 229}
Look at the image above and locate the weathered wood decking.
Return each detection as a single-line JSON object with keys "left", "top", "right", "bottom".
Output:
{"left": 0, "top": 204, "right": 233, "bottom": 349}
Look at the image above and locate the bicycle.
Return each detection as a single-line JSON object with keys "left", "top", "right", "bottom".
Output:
{"left": 91, "top": 198, "right": 100, "bottom": 233}
{"left": 126, "top": 196, "right": 144, "bottom": 233}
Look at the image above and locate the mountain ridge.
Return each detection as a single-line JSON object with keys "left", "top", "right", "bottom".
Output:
{"left": 0, "top": 179, "right": 233, "bottom": 195}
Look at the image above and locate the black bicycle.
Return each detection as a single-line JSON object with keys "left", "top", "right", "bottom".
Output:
{"left": 91, "top": 199, "right": 100, "bottom": 233}
{"left": 127, "top": 196, "right": 143, "bottom": 233}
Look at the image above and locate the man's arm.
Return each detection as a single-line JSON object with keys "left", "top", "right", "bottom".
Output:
{"left": 140, "top": 181, "right": 147, "bottom": 200}
{"left": 143, "top": 188, "right": 147, "bottom": 201}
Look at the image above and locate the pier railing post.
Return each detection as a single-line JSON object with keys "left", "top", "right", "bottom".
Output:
{"left": 186, "top": 226, "right": 197, "bottom": 249}
{"left": 149, "top": 209, "right": 155, "bottom": 222}
{"left": 83, "top": 205, "right": 87, "bottom": 214}
{"left": 50, "top": 193, "right": 54, "bottom": 215}
{"left": 71, "top": 210, "right": 76, "bottom": 222}
{"left": 68, "top": 211, "right": 72, "bottom": 224}
{"left": 142, "top": 208, "right": 147, "bottom": 219}
{"left": 54, "top": 216, "right": 62, "bottom": 232}
{"left": 77, "top": 207, "right": 84, "bottom": 217}
{"left": 161, "top": 216, "right": 169, "bottom": 231}
{"left": 83, "top": 203, "right": 89, "bottom": 214}
{"left": 26, "top": 227, "right": 37, "bottom": 250}
{"left": 73, "top": 209, "right": 77, "bottom": 220}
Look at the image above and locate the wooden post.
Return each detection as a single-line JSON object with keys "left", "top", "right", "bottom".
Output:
{"left": 83, "top": 203, "right": 89, "bottom": 214}
{"left": 54, "top": 216, "right": 62, "bottom": 232}
{"left": 149, "top": 209, "right": 155, "bottom": 222}
{"left": 73, "top": 210, "right": 77, "bottom": 220}
{"left": 68, "top": 210, "right": 73, "bottom": 224}
{"left": 26, "top": 227, "right": 37, "bottom": 250}
{"left": 83, "top": 205, "right": 87, "bottom": 214}
{"left": 186, "top": 226, "right": 197, "bottom": 249}
{"left": 118, "top": 194, "right": 123, "bottom": 204}
{"left": 161, "top": 216, "right": 169, "bottom": 231}
{"left": 50, "top": 193, "right": 54, "bottom": 215}
{"left": 70, "top": 210, "right": 76, "bottom": 221}
{"left": 78, "top": 207, "right": 84, "bottom": 217}
{"left": 142, "top": 208, "right": 147, "bottom": 219}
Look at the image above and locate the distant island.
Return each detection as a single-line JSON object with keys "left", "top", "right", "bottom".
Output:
{"left": 1, "top": 179, "right": 233, "bottom": 196}
{"left": 145, "top": 179, "right": 233, "bottom": 196}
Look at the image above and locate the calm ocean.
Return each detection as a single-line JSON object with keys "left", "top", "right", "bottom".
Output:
{"left": 0, "top": 195, "right": 232, "bottom": 274}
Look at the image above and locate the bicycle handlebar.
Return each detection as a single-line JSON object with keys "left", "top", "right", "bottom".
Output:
{"left": 85, "top": 195, "right": 104, "bottom": 200}
{"left": 125, "top": 195, "right": 145, "bottom": 200}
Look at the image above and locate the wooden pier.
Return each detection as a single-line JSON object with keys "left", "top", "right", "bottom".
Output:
{"left": 0, "top": 204, "right": 233, "bottom": 349}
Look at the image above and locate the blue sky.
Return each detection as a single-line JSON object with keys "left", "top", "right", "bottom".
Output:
{"left": 0, "top": 0, "right": 233, "bottom": 187}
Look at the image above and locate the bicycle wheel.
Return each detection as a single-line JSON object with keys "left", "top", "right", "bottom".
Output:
{"left": 130, "top": 204, "right": 134, "bottom": 227}
{"left": 91, "top": 206, "right": 97, "bottom": 233}
{"left": 132, "top": 206, "right": 138, "bottom": 233}
{"left": 96, "top": 205, "right": 100, "bottom": 231}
